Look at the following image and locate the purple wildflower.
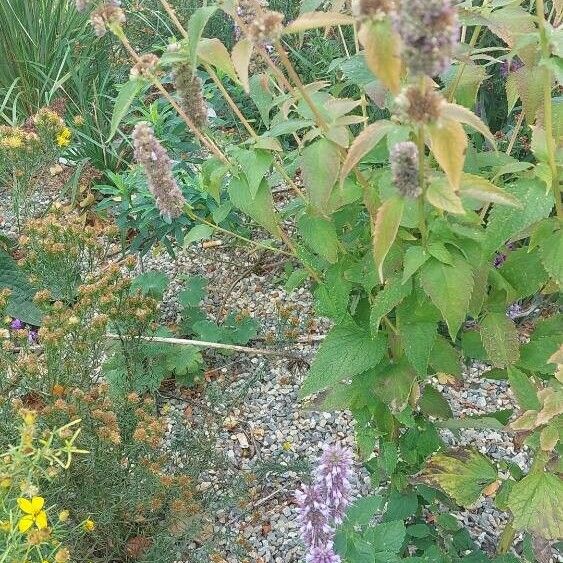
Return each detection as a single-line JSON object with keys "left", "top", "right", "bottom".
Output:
{"left": 295, "top": 483, "right": 334, "bottom": 549}
{"left": 307, "top": 544, "right": 342, "bottom": 563}
{"left": 28, "top": 329, "right": 39, "bottom": 344}
{"left": 9, "top": 318, "right": 24, "bottom": 330}
{"left": 500, "top": 58, "right": 523, "bottom": 79}
{"left": 314, "top": 445, "right": 354, "bottom": 525}
{"left": 391, "top": 141, "right": 421, "bottom": 198}
{"left": 506, "top": 303, "right": 523, "bottom": 320}
{"left": 492, "top": 252, "right": 507, "bottom": 268}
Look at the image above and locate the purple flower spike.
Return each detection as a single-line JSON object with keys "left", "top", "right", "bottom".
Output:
{"left": 307, "top": 544, "right": 342, "bottom": 563}
{"left": 295, "top": 484, "right": 334, "bottom": 549}
{"left": 10, "top": 318, "right": 24, "bottom": 330}
{"left": 492, "top": 252, "right": 507, "bottom": 268}
{"left": 28, "top": 329, "right": 39, "bottom": 344}
{"left": 314, "top": 445, "right": 354, "bottom": 525}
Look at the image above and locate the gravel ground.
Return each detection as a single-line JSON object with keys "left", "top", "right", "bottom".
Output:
{"left": 138, "top": 240, "right": 535, "bottom": 562}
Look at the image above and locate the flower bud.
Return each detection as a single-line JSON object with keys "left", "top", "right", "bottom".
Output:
{"left": 391, "top": 141, "right": 421, "bottom": 198}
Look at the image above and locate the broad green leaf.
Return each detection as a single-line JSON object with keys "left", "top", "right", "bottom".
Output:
{"left": 301, "top": 138, "right": 341, "bottom": 214}
{"left": 358, "top": 18, "right": 402, "bottom": 94}
{"left": 131, "top": 271, "right": 169, "bottom": 299}
{"left": 519, "top": 336, "right": 560, "bottom": 375}
{"left": 420, "top": 255, "right": 474, "bottom": 340}
{"left": 283, "top": 11, "right": 354, "bottom": 33}
{"left": 314, "top": 265, "right": 352, "bottom": 321}
{"left": 178, "top": 276, "right": 207, "bottom": 308}
{"left": 480, "top": 312, "right": 520, "bottom": 368}
{"left": 249, "top": 73, "right": 274, "bottom": 127}
{"left": 227, "top": 177, "right": 281, "bottom": 237}
{"left": 402, "top": 246, "right": 430, "bottom": 284}
{"left": 500, "top": 247, "right": 549, "bottom": 299}
{"left": 344, "top": 495, "right": 384, "bottom": 527}
{"left": 108, "top": 79, "right": 145, "bottom": 142}
{"left": 0, "top": 250, "right": 42, "bottom": 326}
{"left": 429, "top": 335, "right": 461, "bottom": 379}
{"left": 365, "top": 521, "right": 406, "bottom": 554}
{"left": 232, "top": 148, "right": 273, "bottom": 199}
{"left": 506, "top": 65, "right": 548, "bottom": 124}
{"left": 507, "top": 471, "right": 563, "bottom": 540}
{"left": 538, "top": 229, "right": 563, "bottom": 287}
{"left": 184, "top": 224, "right": 214, "bottom": 246}
{"left": 443, "top": 63, "right": 488, "bottom": 109}
{"left": 485, "top": 179, "right": 555, "bottom": 254}
{"left": 188, "top": 6, "right": 218, "bottom": 70}
{"left": 508, "top": 367, "right": 540, "bottom": 411}
{"left": 266, "top": 118, "right": 315, "bottom": 137}
{"left": 419, "top": 384, "right": 453, "bottom": 419}
{"left": 197, "top": 38, "right": 239, "bottom": 83}
{"left": 231, "top": 38, "right": 253, "bottom": 93}
{"left": 419, "top": 449, "right": 498, "bottom": 507}
{"left": 459, "top": 173, "right": 521, "bottom": 207}
{"left": 340, "top": 120, "right": 393, "bottom": 183}
{"left": 300, "top": 323, "right": 387, "bottom": 396}
{"left": 428, "top": 118, "right": 468, "bottom": 190}
{"left": 372, "top": 196, "right": 404, "bottom": 283}
{"left": 369, "top": 276, "right": 412, "bottom": 335}
{"left": 297, "top": 215, "right": 339, "bottom": 263}
{"left": 426, "top": 176, "right": 465, "bottom": 214}
{"left": 427, "top": 242, "right": 453, "bottom": 265}
{"left": 398, "top": 320, "right": 437, "bottom": 376}
{"left": 372, "top": 360, "right": 417, "bottom": 413}
{"left": 441, "top": 102, "right": 497, "bottom": 148}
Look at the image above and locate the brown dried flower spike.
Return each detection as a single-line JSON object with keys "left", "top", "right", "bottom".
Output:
{"left": 351, "top": 0, "right": 393, "bottom": 19}
{"left": 90, "top": 1, "right": 126, "bottom": 37}
{"left": 174, "top": 64, "right": 208, "bottom": 129}
{"left": 247, "top": 9, "right": 284, "bottom": 45}
{"left": 130, "top": 54, "right": 160, "bottom": 79}
{"left": 396, "top": 84, "right": 444, "bottom": 125}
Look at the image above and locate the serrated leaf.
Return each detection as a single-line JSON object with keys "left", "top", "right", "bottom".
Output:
{"left": 373, "top": 360, "right": 417, "bottom": 413}
{"left": 283, "top": 11, "right": 354, "bottom": 33}
{"left": 358, "top": 18, "right": 402, "bottom": 94}
{"left": 369, "top": 276, "right": 412, "bottom": 335}
{"left": 184, "top": 224, "right": 214, "bottom": 246}
{"left": 459, "top": 173, "right": 521, "bottom": 207}
{"left": 300, "top": 323, "right": 387, "bottom": 396}
{"left": 480, "top": 312, "right": 520, "bottom": 368}
{"left": 441, "top": 103, "right": 497, "bottom": 148}
{"left": 443, "top": 63, "right": 488, "bottom": 109}
{"left": 301, "top": 138, "right": 341, "bottom": 214}
{"left": 499, "top": 247, "right": 549, "bottom": 299}
{"left": 507, "top": 367, "right": 541, "bottom": 412}
{"left": 108, "top": 79, "right": 145, "bottom": 142}
{"left": 178, "top": 275, "right": 207, "bottom": 308}
{"left": 231, "top": 38, "right": 253, "bottom": 92}
{"left": 429, "top": 334, "right": 462, "bottom": 379}
{"left": 227, "top": 177, "right": 281, "bottom": 237}
{"left": 297, "top": 214, "right": 339, "bottom": 263}
{"left": 419, "top": 384, "right": 453, "bottom": 419}
{"left": 397, "top": 319, "right": 437, "bottom": 377}
{"left": 340, "top": 120, "right": 393, "bottom": 183}
{"left": 402, "top": 246, "right": 430, "bottom": 284}
{"left": 131, "top": 271, "right": 169, "bottom": 299}
{"left": 426, "top": 176, "right": 466, "bottom": 214}
{"left": 428, "top": 118, "right": 468, "bottom": 190}
{"left": 232, "top": 148, "right": 273, "bottom": 199}
{"left": 366, "top": 521, "right": 406, "bottom": 554}
{"left": 505, "top": 65, "right": 548, "bottom": 124}
{"left": 419, "top": 449, "right": 498, "bottom": 507}
{"left": 538, "top": 229, "right": 563, "bottom": 287}
{"left": 197, "top": 38, "right": 238, "bottom": 83}
{"left": 187, "top": 6, "right": 218, "bottom": 69}
{"left": 420, "top": 255, "right": 474, "bottom": 340}
{"left": 372, "top": 196, "right": 404, "bottom": 283}
{"left": 485, "top": 178, "right": 554, "bottom": 255}
{"left": 507, "top": 471, "right": 563, "bottom": 540}
{"left": 344, "top": 495, "right": 384, "bottom": 527}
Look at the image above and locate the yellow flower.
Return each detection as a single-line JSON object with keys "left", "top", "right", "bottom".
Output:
{"left": 17, "top": 496, "right": 48, "bottom": 532}
{"left": 73, "top": 115, "right": 85, "bottom": 126}
{"left": 0, "top": 520, "right": 11, "bottom": 532}
{"left": 58, "top": 509, "right": 70, "bottom": 522}
{"left": 1, "top": 135, "right": 23, "bottom": 149}
{"left": 83, "top": 518, "right": 95, "bottom": 532}
{"left": 56, "top": 127, "right": 71, "bottom": 148}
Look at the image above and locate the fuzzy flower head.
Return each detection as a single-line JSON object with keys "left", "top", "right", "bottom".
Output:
{"left": 90, "top": 1, "right": 125, "bottom": 37}
{"left": 174, "top": 64, "right": 208, "bottom": 129}
{"left": 130, "top": 54, "right": 160, "bottom": 79}
{"left": 391, "top": 141, "right": 421, "bottom": 198}
{"left": 352, "top": 0, "right": 393, "bottom": 20}
{"left": 314, "top": 445, "right": 354, "bottom": 525}
{"left": 295, "top": 483, "right": 334, "bottom": 549}
{"left": 394, "top": 0, "right": 459, "bottom": 77}
{"left": 307, "top": 545, "right": 342, "bottom": 563}
{"left": 246, "top": 9, "right": 284, "bottom": 45}
{"left": 132, "top": 122, "right": 186, "bottom": 221}
{"left": 395, "top": 84, "right": 444, "bottom": 125}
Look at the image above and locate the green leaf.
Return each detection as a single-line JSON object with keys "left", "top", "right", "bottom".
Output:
{"left": 300, "top": 323, "right": 387, "bottom": 396}
{"left": 480, "top": 312, "right": 520, "bottom": 368}
{"left": 427, "top": 242, "right": 454, "bottom": 265}
{"left": 165, "top": 345, "right": 203, "bottom": 379}
{"left": 459, "top": 173, "right": 521, "bottom": 207}
{"left": 372, "top": 360, "right": 417, "bottom": 413}
{"left": 426, "top": 176, "right": 466, "bottom": 214}
{"left": 108, "top": 79, "right": 145, "bottom": 142}
{"left": 369, "top": 276, "right": 412, "bottom": 335}
{"left": 301, "top": 138, "right": 341, "bottom": 214}
{"left": 518, "top": 336, "right": 560, "bottom": 375}
{"left": 538, "top": 229, "right": 563, "bottom": 287}
{"left": 398, "top": 321, "right": 437, "bottom": 377}
{"left": 419, "top": 449, "right": 498, "bottom": 507}
{"left": 507, "top": 471, "right": 563, "bottom": 540}
{"left": 0, "top": 250, "right": 42, "bottom": 326}
{"left": 178, "top": 276, "right": 207, "bottom": 308}
{"left": 379, "top": 441, "right": 398, "bottom": 475}
{"left": 228, "top": 177, "right": 281, "bottom": 238}
{"left": 366, "top": 520, "right": 406, "bottom": 554}
{"left": 131, "top": 271, "right": 169, "bottom": 299}
{"left": 187, "top": 6, "right": 218, "bottom": 69}
{"left": 507, "top": 367, "right": 540, "bottom": 411}
{"left": 420, "top": 255, "right": 474, "bottom": 340}
{"left": 419, "top": 384, "right": 453, "bottom": 419}
{"left": 344, "top": 495, "right": 384, "bottom": 527}
{"left": 485, "top": 179, "right": 554, "bottom": 254}
{"left": 372, "top": 196, "right": 404, "bottom": 283}
{"left": 402, "top": 246, "right": 430, "bottom": 284}
{"left": 184, "top": 224, "right": 214, "bottom": 246}
{"left": 429, "top": 335, "right": 461, "bottom": 379}
{"left": 232, "top": 148, "right": 274, "bottom": 199}
{"left": 297, "top": 214, "right": 339, "bottom": 263}
{"left": 499, "top": 247, "right": 549, "bottom": 299}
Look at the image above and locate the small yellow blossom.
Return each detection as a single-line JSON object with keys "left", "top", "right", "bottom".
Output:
{"left": 0, "top": 520, "right": 10, "bottom": 532}
{"left": 56, "top": 127, "right": 71, "bottom": 148}
{"left": 1, "top": 477, "right": 11, "bottom": 488}
{"left": 17, "top": 496, "right": 48, "bottom": 532}
{"left": 83, "top": 518, "right": 95, "bottom": 532}
{"left": 73, "top": 115, "right": 85, "bottom": 126}
{"left": 282, "top": 440, "right": 292, "bottom": 451}
{"left": 1, "top": 135, "right": 23, "bottom": 149}
{"left": 58, "top": 509, "right": 70, "bottom": 522}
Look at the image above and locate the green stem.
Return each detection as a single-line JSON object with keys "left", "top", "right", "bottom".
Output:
{"left": 416, "top": 125, "right": 428, "bottom": 246}
{"left": 536, "top": 0, "right": 562, "bottom": 218}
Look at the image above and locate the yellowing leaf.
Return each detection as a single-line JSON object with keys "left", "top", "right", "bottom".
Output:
{"left": 505, "top": 65, "right": 548, "bottom": 124}
{"left": 197, "top": 38, "right": 239, "bottom": 83}
{"left": 340, "top": 120, "right": 393, "bottom": 183}
{"left": 284, "top": 11, "right": 354, "bottom": 33}
{"left": 426, "top": 176, "right": 465, "bottom": 214}
{"left": 459, "top": 173, "right": 521, "bottom": 207}
{"left": 372, "top": 196, "right": 404, "bottom": 283}
{"left": 428, "top": 118, "right": 468, "bottom": 190}
{"left": 231, "top": 38, "right": 253, "bottom": 93}
{"left": 358, "top": 19, "right": 402, "bottom": 94}
{"left": 440, "top": 102, "right": 497, "bottom": 148}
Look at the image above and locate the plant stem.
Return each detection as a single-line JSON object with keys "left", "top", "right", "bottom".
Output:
{"left": 416, "top": 125, "right": 428, "bottom": 246}
{"left": 158, "top": 0, "right": 188, "bottom": 36}
{"left": 535, "top": 0, "right": 562, "bottom": 218}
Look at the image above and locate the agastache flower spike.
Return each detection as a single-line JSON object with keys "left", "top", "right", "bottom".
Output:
{"left": 314, "top": 445, "right": 354, "bottom": 525}
{"left": 174, "top": 64, "right": 208, "bottom": 130}
{"left": 394, "top": 0, "right": 459, "bottom": 77}
{"left": 90, "top": 1, "right": 126, "bottom": 37}
{"left": 295, "top": 483, "right": 334, "bottom": 549}
{"left": 391, "top": 141, "right": 421, "bottom": 198}
{"left": 308, "top": 545, "right": 342, "bottom": 563}
{"left": 132, "top": 122, "right": 186, "bottom": 221}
